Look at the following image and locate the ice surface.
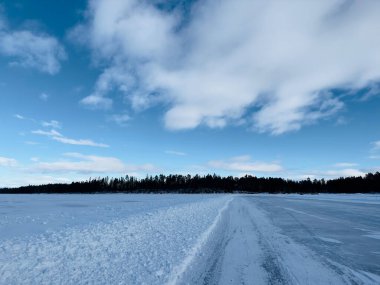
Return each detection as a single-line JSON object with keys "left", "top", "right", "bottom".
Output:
{"left": 364, "top": 232, "right": 380, "bottom": 240}
{"left": 279, "top": 193, "right": 380, "bottom": 205}
{"left": 0, "top": 194, "right": 231, "bottom": 284}
{"left": 0, "top": 194, "right": 379, "bottom": 284}
{"left": 317, "top": 237, "right": 343, "bottom": 244}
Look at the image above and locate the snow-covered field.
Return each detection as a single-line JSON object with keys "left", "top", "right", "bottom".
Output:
{"left": 0, "top": 194, "right": 379, "bottom": 284}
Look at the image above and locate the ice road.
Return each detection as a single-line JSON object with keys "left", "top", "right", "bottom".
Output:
{"left": 0, "top": 194, "right": 379, "bottom": 284}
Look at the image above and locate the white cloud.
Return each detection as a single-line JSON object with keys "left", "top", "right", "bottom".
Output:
{"left": 0, "top": 21, "right": 66, "bottom": 74}
{"left": 33, "top": 152, "right": 155, "bottom": 174}
{"left": 208, "top": 155, "right": 283, "bottom": 173}
{"left": 372, "top": 141, "right": 380, "bottom": 151}
{"left": 108, "top": 113, "right": 131, "bottom": 126}
{"left": 13, "top": 113, "right": 38, "bottom": 123}
{"left": 0, "top": 174, "right": 74, "bottom": 188}
{"left": 0, "top": 156, "right": 17, "bottom": 167}
{"left": 80, "top": 94, "right": 112, "bottom": 109}
{"left": 32, "top": 129, "right": 62, "bottom": 137}
{"left": 14, "top": 114, "right": 24, "bottom": 120}
{"left": 41, "top": 120, "right": 61, "bottom": 129}
{"left": 369, "top": 155, "right": 380, "bottom": 160}
{"left": 32, "top": 129, "right": 109, "bottom": 148}
{"left": 0, "top": 7, "right": 65, "bottom": 74}
{"left": 52, "top": 136, "right": 109, "bottom": 147}
{"left": 14, "top": 114, "right": 61, "bottom": 129}
{"left": 360, "top": 82, "right": 380, "bottom": 101}
{"left": 74, "top": 0, "right": 380, "bottom": 134}
{"left": 334, "top": 162, "right": 358, "bottom": 168}
{"left": 165, "top": 150, "right": 187, "bottom": 156}
{"left": 369, "top": 141, "right": 380, "bottom": 158}
{"left": 284, "top": 167, "right": 367, "bottom": 180}
{"left": 323, "top": 168, "right": 366, "bottom": 178}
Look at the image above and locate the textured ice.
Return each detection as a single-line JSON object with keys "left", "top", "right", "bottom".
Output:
{"left": 1, "top": 194, "right": 379, "bottom": 284}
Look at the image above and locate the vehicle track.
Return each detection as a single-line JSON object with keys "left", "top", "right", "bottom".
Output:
{"left": 179, "top": 196, "right": 349, "bottom": 285}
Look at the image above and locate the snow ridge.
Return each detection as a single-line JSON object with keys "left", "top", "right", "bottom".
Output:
{"left": 0, "top": 195, "right": 230, "bottom": 285}
{"left": 166, "top": 197, "right": 233, "bottom": 285}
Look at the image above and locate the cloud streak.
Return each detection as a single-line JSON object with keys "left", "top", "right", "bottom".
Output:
{"left": 208, "top": 155, "right": 283, "bottom": 173}
{"left": 34, "top": 153, "right": 155, "bottom": 174}
{"left": 165, "top": 150, "right": 187, "bottom": 156}
{"left": 0, "top": 156, "right": 17, "bottom": 167}
{"left": 372, "top": 141, "right": 380, "bottom": 151}
{"left": 323, "top": 168, "right": 365, "bottom": 177}
{"left": 32, "top": 129, "right": 109, "bottom": 148}
{"left": 369, "top": 140, "right": 380, "bottom": 159}
{"left": 41, "top": 120, "right": 61, "bottom": 129}
{"left": 333, "top": 162, "right": 358, "bottom": 168}
{"left": 107, "top": 114, "right": 131, "bottom": 126}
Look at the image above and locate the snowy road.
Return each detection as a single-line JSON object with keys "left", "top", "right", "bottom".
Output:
{"left": 181, "top": 196, "right": 380, "bottom": 285}
{"left": 0, "top": 194, "right": 379, "bottom": 284}
{"left": 252, "top": 195, "right": 380, "bottom": 280}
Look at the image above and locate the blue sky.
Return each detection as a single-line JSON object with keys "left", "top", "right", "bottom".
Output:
{"left": 1, "top": 0, "right": 380, "bottom": 187}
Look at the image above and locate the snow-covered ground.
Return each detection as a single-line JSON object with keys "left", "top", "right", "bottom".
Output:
{"left": 0, "top": 194, "right": 379, "bottom": 284}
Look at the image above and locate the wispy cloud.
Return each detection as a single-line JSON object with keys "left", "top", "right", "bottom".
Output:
{"left": 322, "top": 169, "right": 366, "bottom": 178}
{"left": 0, "top": 11, "right": 66, "bottom": 74}
{"left": 14, "top": 114, "right": 62, "bottom": 129}
{"left": 32, "top": 129, "right": 61, "bottom": 137}
{"left": 208, "top": 155, "right": 283, "bottom": 173}
{"left": 165, "top": 150, "right": 187, "bottom": 156}
{"left": 284, "top": 167, "right": 367, "bottom": 180}
{"left": 108, "top": 114, "right": 131, "bottom": 126}
{"left": 32, "top": 129, "right": 109, "bottom": 148}
{"left": 52, "top": 137, "right": 109, "bottom": 147}
{"left": 80, "top": 94, "right": 112, "bottom": 110}
{"left": 333, "top": 162, "right": 358, "bottom": 168}
{"left": 41, "top": 120, "right": 61, "bottom": 129}
{"left": 14, "top": 114, "right": 25, "bottom": 120}
{"left": 14, "top": 113, "right": 40, "bottom": 124}
{"left": 74, "top": 0, "right": 380, "bottom": 134}
{"left": 0, "top": 174, "right": 74, "bottom": 188}
{"left": 39, "top": 92, "right": 49, "bottom": 101}
{"left": 359, "top": 82, "right": 380, "bottom": 101}
{"left": 372, "top": 141, "right": 380, "bottom": 151}
{"left": 15, "top": 115, "right": 105, "bottom": 147}
{"left": 369, "top": 140, "right": 380, "bottom": 159}
{"left": 0, "top": 156, "right": 17, "bottom": 167}
{"left": 33, "top": 152, "right": 155, "bottom": 174}
{"left": 369, "top": 155, "right": 380, "bottom": 160}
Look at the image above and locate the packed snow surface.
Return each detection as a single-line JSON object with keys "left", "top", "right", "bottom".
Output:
{"left": 0, "top": 194, "right": 379, "bottom": 284}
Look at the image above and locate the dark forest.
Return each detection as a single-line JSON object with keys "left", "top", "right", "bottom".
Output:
{"left": 1, "top": 172, "right": 380, "bottom": 194}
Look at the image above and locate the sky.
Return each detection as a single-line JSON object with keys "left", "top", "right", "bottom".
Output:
{"left": 0, "top": 0, "right": 380, "bottom": 187}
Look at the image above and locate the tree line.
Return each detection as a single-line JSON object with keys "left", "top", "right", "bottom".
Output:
{"left": 0, "top": 172, "right": 379, "bottom": 194}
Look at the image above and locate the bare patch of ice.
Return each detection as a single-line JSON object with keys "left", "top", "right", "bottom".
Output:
{"left": 317, "top": 237, "right": 342, "bottom": 244}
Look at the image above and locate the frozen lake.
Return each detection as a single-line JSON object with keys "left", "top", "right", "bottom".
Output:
{"left": 0, "top": 194, "right": 379, "bottom": 284}
{"left": 251, "top": 194, "right": 380, "bottom": 277}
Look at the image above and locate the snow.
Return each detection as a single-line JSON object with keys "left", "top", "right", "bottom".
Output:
{"left": 0, "top": 194, "right": 222, "bottom": 240}
{"left": 0, "top": 194, "right": 379, "bottom": 284}
{"left": 0, "top": 194, "right": 230, "bottom": 284}
{"left": 167, "top": 197, "right": 233, "bottom": 285}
